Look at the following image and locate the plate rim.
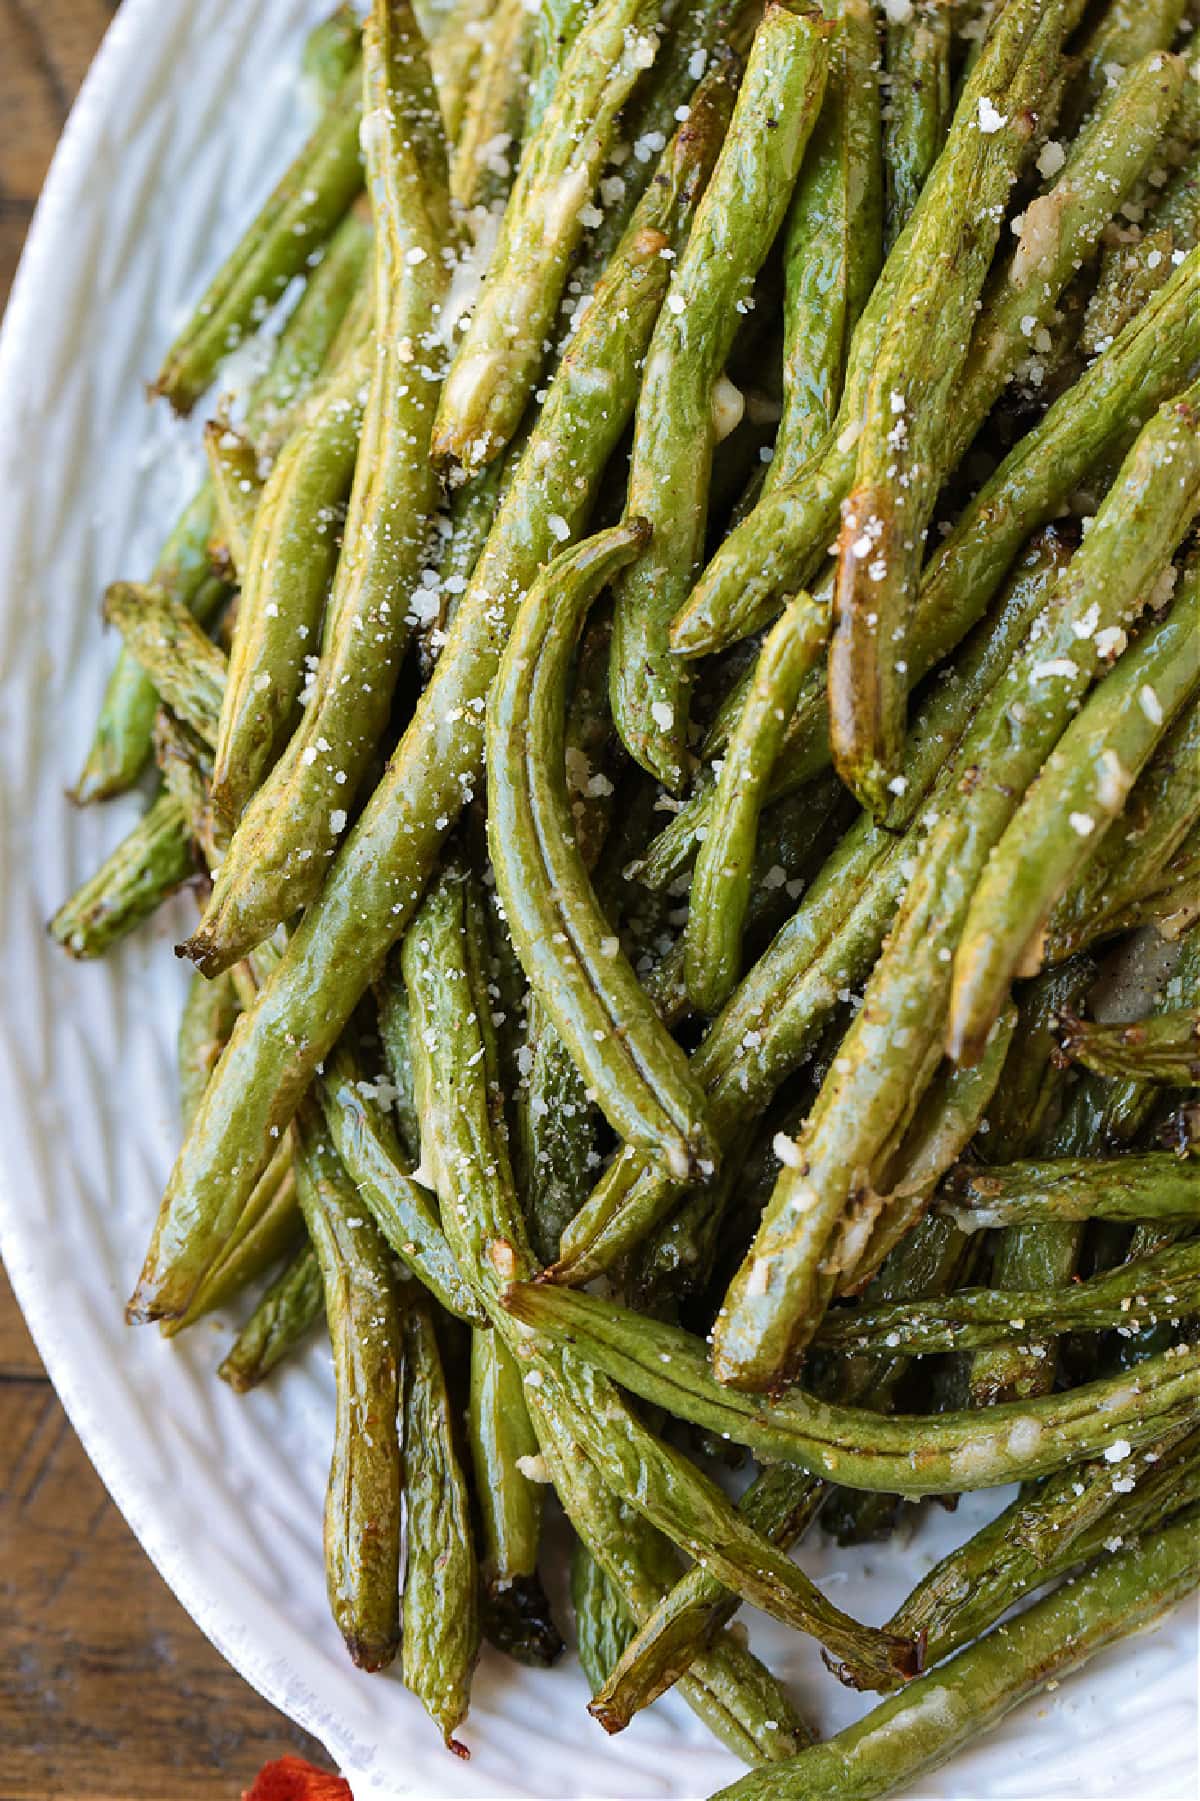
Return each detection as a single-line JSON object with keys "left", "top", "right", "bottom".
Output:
{"left": 0, "top": 4, "right": 392, "bottom": 1789}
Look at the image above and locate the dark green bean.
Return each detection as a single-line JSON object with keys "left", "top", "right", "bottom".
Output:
{"left": 218, "top": 1241, "right": 324, "bottom": 1392}
{"left": 400, "top": 1286, "right": 480, "bottom": 1748}
{"left": 469, "top": 1327, "right": 563, "bottom": 1666}
{"left": 711, "top": 1513, "right": 1200, "bottom": 1801}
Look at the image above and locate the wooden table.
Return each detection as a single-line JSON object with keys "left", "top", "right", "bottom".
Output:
{"left": 1, "top": 8, "right": 333, "bottom": 1795}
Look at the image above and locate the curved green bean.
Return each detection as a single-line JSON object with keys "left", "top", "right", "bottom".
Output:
{"left": 501, "top": 1281, "right": 1200, "bottom": 1494}
{"left": 488, "top": 521, "right": 717, "bottom": 1181}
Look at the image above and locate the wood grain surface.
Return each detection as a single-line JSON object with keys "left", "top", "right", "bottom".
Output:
{"left": 0, "top": 7, "right": 334, "bottom": 1796}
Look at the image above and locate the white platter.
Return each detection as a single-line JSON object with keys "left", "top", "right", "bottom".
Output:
{"left": 0, "top": 3, "right": 1195, "bottom": 1795}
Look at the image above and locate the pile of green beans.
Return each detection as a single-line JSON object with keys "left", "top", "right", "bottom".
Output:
{"left": 53, "top": 0, "right": 1200, "bottom": 1789}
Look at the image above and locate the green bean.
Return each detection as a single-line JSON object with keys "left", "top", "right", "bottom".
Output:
{"left": 838, "top": 1007, "right": 1016, "bottom": 1291}
{"left": 317, "top": 1034, "right": 485, "bottom": 1325}
{"left": 502, "top": 1280, "right": 1200, "bottom": 1493}
{"left": 154, "top": 65, "right": 364, "bottom": 413}
{"left": 489, "top": 522, "right": 717, "bottom": 1180}
{"left": 888, "top": 1425, "right": 1200, "bottom": 1666}
{"left": 673, "top": 113, "right": 1197, "bottom": 673}
{"left": 610, "top": 5, "right": 831, "bottom": 789}
{"left": 451, "top": 0, "right": 532, "bottom": 213}
{"left": 185, "top": 2, "right": 449, "bottom": 973}
{"left": 517, "top": 1011, "right": 602, "bottom": 1266}
{"left": 767, "top": 0, "right": 883, "bottom": 496}
{"left": 523, "top": 0, "right": 592, "bottom": 137}
{"left": 401, "top": 860, "right": 532, "bottom": 1290}
{"left": 940, "top": 1151, "right": 1200, "bottom": 1232}
{"left": 218, "top": 1241, "right": 324, "bottom": 1391}
{"left": 469, "top": 1327, "right": 563, "bottom": 1666}
{"left": 415, "top": 457, "right": 514, "bottom": 681}
{"left": 247, "top": 205, "right": 373, "bottom": 453}
{"left": 161, "top": 1144, "right": 302, "bottom": 1337}
{"left": 571, "top": 1540, "right": 636, "bottom": 1696}
{"left": 407, "top": 862, "right": 914, "bottom": 1696}
{"left": 884, "top": 0, "right": 952, "bottom": 250}
{"left": 1061, "top": 1012, "right": 1200, "bottom": 1087}
{"left": 568, "top": 0, "right": 737, "bottom": 285}
{"left": 540, "top": 1401, "right": 811, "bottom": 1765}
{"left": 74, "top": 211, "right": 370, "bottom": 806}
{"left": 685, "top": 595, "right": 831, "bottom": 1014}
{"left": 551, "top": 539, "right": 1063, "bottom": 1285}
{"left": 400, "top": 1287, "right": 480, "bottom": 1749}
{"left": 177, "top": 968, "right": 241, "bottom": 1130}
{"left": 969, "top": 963, "right": 1100, "bottom": 1408}
{"left": 74, "top": 515, "right": 228, "bottom": 805}
{"left": 949, "top": 571, "right": 1200, "bottom": 1063}
{"left": 589, "top": 1459, "right": 826, "bottom": 1735}
{"left": 211, "top": 342, "right": 371, "bottom": 826}
{"left": 302, "top": 6, "right": 363, "bottom": 103}
{"left": 48, "top": 793, "right": 197, "bottom": 960}
{"left": 711, "top": 1512, "right": 1200, "bottom": 1801}
{"left": 1065, "top": 0, "right": 1188, "bottom": 135}
{"left": 539, "top": 1353, "right": 919, "bottom": 1689}
{"left": 432, "top": 0, "right": 667, "bottom": 468}
{"left": 714, "top": 379, "right": 1200, "bottom": 1391}
{"left": 102, "top": 584, "right": 225, "bottom": 749}
{"left": 288, "top": 1104, "right": 402, "bottom": 1671}
{"left": 132, "top": 88, "right": 741, "bottom": 1342}
{"left": 1045, "top": 698, "right": 1200, "bottom": 964}
{"left": 153, "top": 711, "right": 213, "bottom": 853}
{"left": 428, "top": 0, "right": 497, "bottom": 143}
{"left": 819, "top": 1237, "right": 1200, "bottom": 1355}
{"left": 204, "top": 422, "right": 262, "bottom": 582}
{"left": 829, "top": 39, "right": 1184, "bottom": 813}
{"left": 374, "top": 965, "right": 421, "bottom": 1163}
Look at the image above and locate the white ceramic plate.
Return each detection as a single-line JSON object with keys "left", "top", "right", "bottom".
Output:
{"left": 0, "top": 4, "right": 1196, "bottom": 1796}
